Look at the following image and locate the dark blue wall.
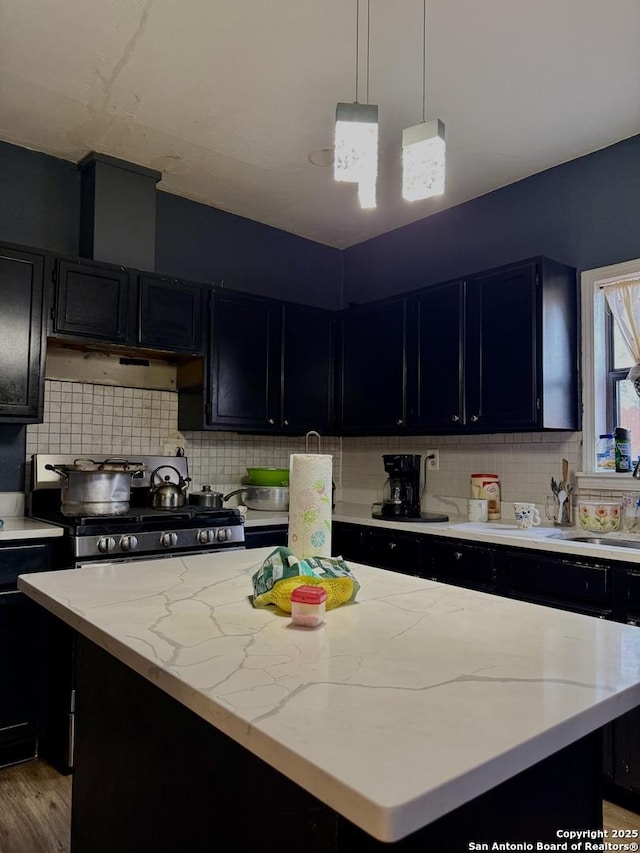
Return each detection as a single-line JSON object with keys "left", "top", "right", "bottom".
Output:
{"left": 0, "top": 426, "right": 28, "bottom": 493}
{"left": 0, "top": 140, "right": 80, "bottom": 255}
{"left": 155, "top": 192, "right": 343, "bottom": 310}
{"left": 343, "top": 135, "right": 640, "bottom": 304}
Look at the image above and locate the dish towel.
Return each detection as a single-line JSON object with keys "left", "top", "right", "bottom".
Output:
{"left": 288, "top": 453, "right": 333, "bottom": 558}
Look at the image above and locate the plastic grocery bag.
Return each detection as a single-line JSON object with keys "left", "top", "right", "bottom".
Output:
{"left": 252, "top": 546, "right": 360, "bottom": 613}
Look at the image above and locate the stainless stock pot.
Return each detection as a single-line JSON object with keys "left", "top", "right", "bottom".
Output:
{"left": 45, "top": 458, "right": 146, "bottom": 516}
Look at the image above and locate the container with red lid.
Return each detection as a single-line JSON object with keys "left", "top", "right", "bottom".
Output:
{"left": 290, "top": 585, "right": 328, "bottom": 628}
{"left": 470, "top": 473, "right": 501, "bottom": 520}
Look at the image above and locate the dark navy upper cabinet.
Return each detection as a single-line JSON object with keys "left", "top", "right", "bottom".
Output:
{"left": 338, "top": 297, "right": 407, "bottom": 433}
{"left": 138, "top": 273, "right": 204, "bottom": 355}
{"left": 52, "top": 259, "right": 204, "bottom": 355}
{"left": 207, "top": 289, "right": 281, "bottom": 431}
{"left": 53, "top": 257, "right": 133, "bottom": 344}
{"left": 407, "top": 280, "right": 464, "bottom": 431}
{"left": 281, "top": 303, "right": 335, "bottom": 433}
{"left": 465, "top": 257, "right": 578, "bottom": 431}
{"left": 408, "top": 257, "right": 578, "bottom": 434}
{"left": 178, "top": 290, "right": 335, "bottom": 434}
{"left": 0, "top": 243, "right": 47, "bottom": 423}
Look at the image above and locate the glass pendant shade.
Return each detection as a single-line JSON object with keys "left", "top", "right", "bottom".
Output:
{"left": 334, "top": 102, "right": 379, "bottom": 193}
{"left": 357, "top": 178, "right": 376, "bottom": 209}
{"left": 402, "top": 118, "right": 445, "bottom": 201}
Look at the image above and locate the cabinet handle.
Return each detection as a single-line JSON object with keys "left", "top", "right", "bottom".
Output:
{"left": 453, "top": 552, "right": 462, "bottom": 560}
{"left": 388, "top": 542, "right": 397, "bottom": 550}
{"left": 283, "top": 419, "right": 289, "bottom": 426}
{"left": 470, "top": 414, "right": 479, "bottom": 422}
{"left": 267, "top": 418, "right": 275, "bottom": 425}
{"left": 451, "top": 414, "right": 460, "bottom": 422}
{"left": 396, "top": 418, "right": 404, "bottom": 426}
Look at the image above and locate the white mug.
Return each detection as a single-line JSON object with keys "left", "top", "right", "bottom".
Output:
{"left": 468, "top": 498, "right": 489, "bottom": 522}
{"left": 513, "top": 501, "right": 541, "bottom": 529}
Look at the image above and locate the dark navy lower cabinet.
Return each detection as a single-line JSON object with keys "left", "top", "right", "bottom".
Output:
{"left": 0, "top": 540, "right": 58, "bottom": 768}
{"left": 244, "top": 526, "right": 288, "bottom": 550}
{"left": 365, "top": 528, "right": 423, "bottom": 575}
{"left": 332, "top": 522, "right": 365, "bottom": 563}
{"left": 493, "top": 549, "right": 612, "bottom": 619}
{"left": 426, "top": 539, "right": 496, "bottom": 590}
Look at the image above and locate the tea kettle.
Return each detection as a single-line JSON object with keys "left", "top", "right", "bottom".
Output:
{"left": 150, "top": 465, "right": 191, "bottom": 509}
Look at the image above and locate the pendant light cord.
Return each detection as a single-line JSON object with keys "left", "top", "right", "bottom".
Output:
{"left": 355, "top": 0, "right": 359, "bottom": 102}
{"left": 422, "top": 0, "right": 427, "bottom": 122}
{"left": 366, "top": 0, "right": 371, "bottom": 105}
{"left": 354, "top": 0, "right": 372, "bottom": 105}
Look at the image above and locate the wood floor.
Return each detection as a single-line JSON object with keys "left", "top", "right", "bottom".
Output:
{"left": 0, "top": 760, "right": 71, "bottom": 853}
{"left": 0, "top": 759, "right": 638, "bottom": 852}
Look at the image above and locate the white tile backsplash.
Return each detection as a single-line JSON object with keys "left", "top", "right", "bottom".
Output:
{"left": 340, "top": 433, "right": 584, "bottom": 511}
{"left": 27, "top": 380, "right": 343, "bottom": 494}
{"left": 29, "top": 381, "right": 624, "bottom": 513}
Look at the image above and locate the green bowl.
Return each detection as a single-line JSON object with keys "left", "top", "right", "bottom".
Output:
{"left": 246, "top": 467, "right": 290, "bottom": 486}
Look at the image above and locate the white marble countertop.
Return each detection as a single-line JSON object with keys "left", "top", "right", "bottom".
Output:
{"left": 19, "top": 547, "right": 640, "bottom": 842}
{"left": 0, "top": 516, "right": 64, "bottom": 541}
{"left": 242, "top": 509, "right": 289, "bottom": 527}
{"left": 333, "top": 502, "right": 640, "bottom": 563}
{"left": 245, "top": 502, "right": 640, "bottom": 564}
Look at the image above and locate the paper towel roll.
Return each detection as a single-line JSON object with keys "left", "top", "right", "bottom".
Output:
{"left": 287, "top": 454, "right": 333, "bottom": 558}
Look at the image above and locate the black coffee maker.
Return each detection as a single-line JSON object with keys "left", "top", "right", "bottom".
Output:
{"left": 372, "top": 454, "right": 448, "bottom": 523}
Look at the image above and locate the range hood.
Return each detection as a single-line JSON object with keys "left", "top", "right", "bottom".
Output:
{"left": 79, "top": 152, "right": 162, "bottom": 271}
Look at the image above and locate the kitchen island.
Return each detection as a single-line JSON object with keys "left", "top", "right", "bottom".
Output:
{"left": 19, "top": 547, "right": 640, "bottom": 851}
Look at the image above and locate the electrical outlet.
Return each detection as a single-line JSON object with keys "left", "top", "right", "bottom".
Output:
{"left": 426, "top": 449, "right": 439, "bottom": 471}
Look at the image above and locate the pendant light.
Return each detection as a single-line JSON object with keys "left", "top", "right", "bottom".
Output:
{"left": 402, "top": 0, "right": 445, "bottom": 201}
{"left": 334, "top": 0, "right": 378, "bottom": 209}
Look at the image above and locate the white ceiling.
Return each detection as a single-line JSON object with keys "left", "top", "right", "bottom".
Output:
{"left": 1, "top": 0, "right": 639, "bottom": 249}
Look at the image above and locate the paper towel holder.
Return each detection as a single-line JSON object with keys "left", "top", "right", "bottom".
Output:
{"left": 305, "top": 430, "right": 322, "bottom": 453}
{"left": 304, "top": 430, "right": 335, "bottom": 509}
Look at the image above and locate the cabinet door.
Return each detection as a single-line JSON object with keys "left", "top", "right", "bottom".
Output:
{"left": 338, "top": 298, "right": 407, "bottom": 433}
{"left": 208, "top": 290, "right": 281, "bottom": 430}
{"left": 331, "top": 523, "right": 366, "bottom": 562}
{"left": 495, "top": 549, "right": 612, "bottom": 617}
{"left": 138, "top": 274, "right": 204, "bottom": 354}
{"left": 53, "top": 258, "right": 133, "bottom": 343}
{"left": 365, "top": 529, "right": 423, "bottom": 575}
{"left": 465, "top": 262, "right": 539, "bottom": 430}
{"left": 244, "top": 526, "right": 288, "bottom": 550}
{"left": 0, "top": 592, "right": 45, "bottom": 761}
{"left": 0, "top": 244, "right": 46, "bottom": 422}
{"left": 281, "top": 303, "right": 334, "bottom": 433}
{"left": 408, "top": 281, "right": 464, "bottom": 431}
{"left": 611, "top": 707, "right": 640, "bottom": 794}
{"left": 427, "top": 539, "right": 495, "bottom": 590}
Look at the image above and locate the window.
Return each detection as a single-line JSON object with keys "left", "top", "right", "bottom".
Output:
{"left": 582, "top": 260, "right": 640, "bottom": 472}
{"left": 606, "top": 306, "right": 640, "bottom": 453}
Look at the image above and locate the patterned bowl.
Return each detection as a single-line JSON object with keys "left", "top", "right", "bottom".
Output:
{"left": 578, "top": 501, "right": 621, "bottom": 532}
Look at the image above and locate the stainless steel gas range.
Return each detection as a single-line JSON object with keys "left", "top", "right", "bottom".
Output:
{"left": 28, "top": 454, "right": 245, "bottom": 567}
{"left": 27, "top": 453, "right": 245, "bottom": 772}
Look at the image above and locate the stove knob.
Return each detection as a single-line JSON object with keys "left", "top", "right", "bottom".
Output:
{"left": 97, "top": 536, "right": 116, "bottom": 554}
{"left": 198, "top": 529, "right": 216, "bottom": 545}
{"left": 120, "top": 535, "right": 139, "bottom": 552}
{"left": 161, "top": 532, "right": 178, "bottom": 548}
{"left": 216, "top": 528, "right": 227, "bottom": 542}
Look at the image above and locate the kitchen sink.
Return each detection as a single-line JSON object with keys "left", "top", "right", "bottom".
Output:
{"left": 550, "top": 534, "right": 640, "bottom": 550}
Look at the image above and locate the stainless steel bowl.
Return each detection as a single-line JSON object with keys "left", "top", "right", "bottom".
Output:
{"left": 223, "top": 486, "right": 289, "bottom": 512}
